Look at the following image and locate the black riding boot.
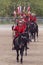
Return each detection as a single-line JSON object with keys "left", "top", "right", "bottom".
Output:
{"left": 12, "top": 37, "right": 16, "bottom": 50}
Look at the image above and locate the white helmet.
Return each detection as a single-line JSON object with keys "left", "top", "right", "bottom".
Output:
{"left": 31, "top": 13, "right": 36, "bottom": 16}
{"left": 19, "top": 21, "right": 23, "bottom": 23}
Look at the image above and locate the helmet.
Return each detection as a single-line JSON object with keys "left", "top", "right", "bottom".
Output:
{"left": 31, "top": 13, "right": 36, "bottom": 16}
{"left": 18, "top": 21, "right": 23, "bottom": 24}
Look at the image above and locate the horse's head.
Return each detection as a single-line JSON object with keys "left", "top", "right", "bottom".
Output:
{"left": 20, "top": 32, "right": 28, "bottom": 43}
{"left": 29, "top": 22, "right": 36, "bottom": 31}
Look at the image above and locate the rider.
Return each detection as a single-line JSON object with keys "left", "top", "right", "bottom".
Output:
{"left": 30, "top": 13, "right": 37, "bottom": 25}
{"left": 12, "top": 20, "right": 28, "bottom": 50}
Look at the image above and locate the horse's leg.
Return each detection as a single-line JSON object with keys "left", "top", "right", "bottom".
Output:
{"left": 16, "top": 50, "right": 19, "bottom": 62}
{"left": 25, "top": 43, "right": 27, "bottom": 56}
{"left": 37, "top": 31, "right": 38, "bottom": 42}
{"left": 31, "top": 32, "right": 33, "bottom": 40}
{"left": 36, "top": 25, "right": 38, "bottom": 41}
{"left": 20, "top": 47, "right": 24, "bottom": 63}
{"left": 34, "top": 32, "right": 36, "bottom": 42}
{"left": 37, "top": 26, "right": 38, "bottom": 39}
{"left": 29, "top": 32, "right": 32, "bottom": 42}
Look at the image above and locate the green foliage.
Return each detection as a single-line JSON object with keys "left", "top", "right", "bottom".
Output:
{"left": 29, "top": 0, "right": 43, "bottom": 16}
{"left": 0, "top": 0, "right": 43, "bottom": 16}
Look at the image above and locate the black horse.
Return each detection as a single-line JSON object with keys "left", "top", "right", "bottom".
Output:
{"left": 29, "top": 22, "right": 38, "bottom": 42}
{"left": 13, "top": 32, "right": 29, "bottom": 63}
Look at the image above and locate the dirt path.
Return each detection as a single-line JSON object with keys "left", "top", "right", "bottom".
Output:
{"left": 0, "top": 25, "right": 43, "bottom": 65}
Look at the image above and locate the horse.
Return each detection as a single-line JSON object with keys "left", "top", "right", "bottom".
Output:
{"left": 29, "top": 22, "right": 38, "bottom": 42}
{"left": 13, "top": 32, "right": 29, "bottom": 63}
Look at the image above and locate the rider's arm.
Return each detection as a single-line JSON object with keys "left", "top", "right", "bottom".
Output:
{"left": 13, "top": 26, "right": 18, "bottom": 32}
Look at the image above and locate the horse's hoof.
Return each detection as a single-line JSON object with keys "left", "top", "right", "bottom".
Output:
{"left": 17, "top": 58, "right": 19, "bottom": 62}
{"left": 27, "top": 47, "right": 29, "bottom": 49}
{"left": 20, "top": 59, "right": 23, "bottom": 64}
{"left": 17, "top": 60, "right": 19, "bottom": 62}
{"left": 25, "top": 53, "right": 27, "bottom": 56}
{"left": 12, "top": 47, "right": 15, "bottom": 50}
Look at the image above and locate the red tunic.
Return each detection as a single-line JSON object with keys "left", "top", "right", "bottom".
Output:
{"left": 13, "top": 24, "right": 26, "bottom": 37}
{"left": 30, "top": 15, "right": 36, "bottom": 22}
{"left": 23, "top": 16, "right": 30, "bottom": 23}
